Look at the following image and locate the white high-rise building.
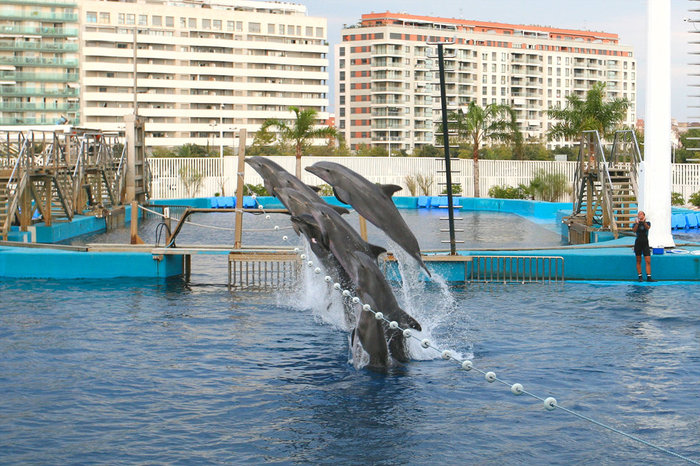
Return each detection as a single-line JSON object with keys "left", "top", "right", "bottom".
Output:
{"left": 77, "top": 0, "right": 329, "bottom": 147}
{"left": 335, "top": 12, "right": 637, "bottom": 152}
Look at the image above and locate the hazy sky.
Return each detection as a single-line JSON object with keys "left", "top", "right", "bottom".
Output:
{"left": 300, "top": 0, "right": 694, "bottom": 121}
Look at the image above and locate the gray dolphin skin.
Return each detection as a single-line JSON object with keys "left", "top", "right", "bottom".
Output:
{"left": 305, "top": 161, "right": 430, "bottom": 276}
{"left": 245, "top": 156, "right": 348, "bottom": 215}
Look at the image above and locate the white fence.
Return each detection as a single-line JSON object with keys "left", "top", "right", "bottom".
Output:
{"left": 147, "top": 156, "right": 700, "bottom": 203}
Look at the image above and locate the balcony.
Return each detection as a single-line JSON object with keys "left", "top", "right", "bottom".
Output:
{"left": 0, "top": 116, "right": 79, "bottom": 125}
{"left": 0, "top": 86, "right": 78, "bottom": 97}
{"left": 0, "top": 40, "right": 78, "bottom": 52}
{"left": 0, "top": 26, "right": 78, "bottom": 37}
{"left": 0, "top": 11, "right": 79, "bottom": 22}
{"left": 0, "top": 56, "right": 78, "bottom": 67}
{"left": 2, "top": 0, "right": 77, "bottom": 6}
{"left": 0, "top": 70, "right": 78, "bottom": 82}
{"left": 0, "top": 101, "right": 80, "bottom": 111}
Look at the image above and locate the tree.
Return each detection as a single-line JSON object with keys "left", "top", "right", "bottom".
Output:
{"left": 260, "top": 106, "right": 339, "bottom": 178}
{"left": 449, "top": 101, "right": 518, "bottom": 197}
{"left": 547, "top": 82, "right": 629, "bottom": 142}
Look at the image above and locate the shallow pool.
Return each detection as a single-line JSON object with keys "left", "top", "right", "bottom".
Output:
{"left": 3, "top": 209, "right": 699, "bottom": 463}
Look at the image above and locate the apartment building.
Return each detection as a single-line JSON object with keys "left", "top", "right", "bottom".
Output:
{"left": 336, "top": 12, "right": 637, "bottom": 152}
{"left": 0, "top": 0, "right": 80, "bottom": 126}
{"left": 79, "top": 0, "right": 329, "bottom": 147}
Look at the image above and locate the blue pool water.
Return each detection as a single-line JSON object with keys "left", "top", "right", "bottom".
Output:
{"left": 3, "top": 210, "right": 700, "bottom": 464}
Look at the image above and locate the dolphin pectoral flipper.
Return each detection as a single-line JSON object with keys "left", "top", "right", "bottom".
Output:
{"left": 330, "top": 205, "right": 350, "bottom": 216}
{"left": 332, "top": 186, "right": 351, "bottom": 206}
{"left": 307, "top": 184, "right": 321, "bottom": 193}
{"left": 368, "top": 244, "right": 387, "bottom": 260}
{"left": 380, "top": 184, "right": 403, "bottom": 198}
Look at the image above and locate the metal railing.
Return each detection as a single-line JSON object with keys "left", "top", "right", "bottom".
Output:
{"left": 466, "top": 255, "right": 565, "bottom": 284}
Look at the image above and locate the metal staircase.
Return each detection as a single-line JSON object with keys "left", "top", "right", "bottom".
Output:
{"left": 566, "top": 130, "right": 641, "bottom": 243}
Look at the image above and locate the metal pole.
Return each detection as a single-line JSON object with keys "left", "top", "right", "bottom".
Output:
{"left": 436, "top": 43, "right": 457, "bottom": 255}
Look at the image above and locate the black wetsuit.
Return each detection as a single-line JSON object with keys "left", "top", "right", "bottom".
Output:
{"left": 634, "top": 221, "right": 651, "bottom": 256}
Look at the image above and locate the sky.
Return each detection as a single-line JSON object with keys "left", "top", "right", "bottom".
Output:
{"left": 300, "top": 0, "right": 695, "bottom": 121}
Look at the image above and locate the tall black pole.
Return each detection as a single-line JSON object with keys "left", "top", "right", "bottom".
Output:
{"left": 437, "top": 43, "right": 457, "bottom": 255}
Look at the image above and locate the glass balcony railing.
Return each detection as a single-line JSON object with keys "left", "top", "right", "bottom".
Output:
{"left": 0, "top": 116, "right": 79, "bottom": 125}
{"left": 0, "top": 56, "right": 78, "bottom": 67}
{"left": 2, "top": 0, "right": 77, "bottom": 7}
{"left": 0, "top": 40, "right": 78, "bottom": 52}
{"left": 0, "top": 86, "right": 78, "bottom": 97}
{"left": 0, "top": 71, "right": 78, "bottom": 82}
{"left": 0, "top": 102, "right": 80, "bottom": 111}
{"left": 0, "top": 11, "right": 79, "bottom": 22}
{"left": 0, "top": 26, "right": 78, "bottom": 37}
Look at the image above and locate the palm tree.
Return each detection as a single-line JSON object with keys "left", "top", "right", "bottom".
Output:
{"left": 260, "top": 106, "right": 338, "bottom": 179}
{"left": 449, "top": 101, "right": 518, "bottom": 197}
{"left": 547, "top": 82, "right": 629, "bottom": 141}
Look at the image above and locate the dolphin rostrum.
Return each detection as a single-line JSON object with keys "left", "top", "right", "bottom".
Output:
{"left": 305, "top": 161, "right": 430, "bottom": 275}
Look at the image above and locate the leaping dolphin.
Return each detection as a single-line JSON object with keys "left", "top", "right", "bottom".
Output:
{"left": 245, "top": 157, "right": 348, "bottom": 215}
{"left": 305, "top": 161, "right": 430, "bottom": 276}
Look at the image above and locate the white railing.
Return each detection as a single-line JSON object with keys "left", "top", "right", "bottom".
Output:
{"left": 147, "top": 156, "right": 700, "bottom": 203}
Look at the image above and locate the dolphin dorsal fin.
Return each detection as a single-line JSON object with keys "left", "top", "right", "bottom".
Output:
{"left": 380, "top": 184, "right": 403, "bottom": 198}
{"left": 307, "top": 185, "right": 321, "bottom": 193}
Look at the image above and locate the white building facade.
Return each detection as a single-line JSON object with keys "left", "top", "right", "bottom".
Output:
{"left": 335, "top": 12, "right": 637, "bottom": 152}
{"left": 78, "top": 0, "right": 329, "bottom": 147}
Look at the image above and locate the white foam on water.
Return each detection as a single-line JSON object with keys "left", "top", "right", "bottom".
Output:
{"left": 390, "top": 246, "right": 472, "bottom": 362}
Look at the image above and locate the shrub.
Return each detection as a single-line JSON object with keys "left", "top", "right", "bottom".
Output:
{"left": 416, "top": 174, "right": 434, "bottom": 196}
{"left": 179, "top": 166, "right": 203, "bottom": 198}
{"left": 488, "top": 184, "right": 530, "bottom": 199}
{"left": 441, "top": 183, "right": 462, "bottom": 195}
{"left": 671, "top": 192, "right": 685, "bottom": 206}
{"left": 243, "top": 184, "right": 268, "bottom": 196}
{"left": 317, "top": 184, "right": 334, "bottom": 196}
{"left": 404, "top": 175, "right": 418, "bottom": 196}
{"left": 690, "top": 191, "right": 700, "bottom": 207}
{"left": 528, "top": 169, "right": 571, "bottom": 202}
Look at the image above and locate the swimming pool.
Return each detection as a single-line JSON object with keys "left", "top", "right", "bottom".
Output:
{"left": 1, "top": 276, "right": 698, "bottom": 464}
{"left": 2, "top": 210, "right": 699, "bottom": 463}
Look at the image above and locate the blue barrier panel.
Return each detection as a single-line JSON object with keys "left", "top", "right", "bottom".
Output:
{"left": 672, "top": 213, "right": 687, "bottom": 229}
{"left": 242, "top": 196, "right": 257, "bottom": 208}
{"left": 417, "top": 196, "right": 430, "bottom": 208}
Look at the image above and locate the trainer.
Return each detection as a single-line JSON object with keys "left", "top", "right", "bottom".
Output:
{"left": 633, "top": 211, "right": 653, "bottom": 282}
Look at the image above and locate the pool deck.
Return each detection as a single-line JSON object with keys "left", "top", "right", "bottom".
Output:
{"left": 1, "top": 196, "right": 699, "bottom": 281}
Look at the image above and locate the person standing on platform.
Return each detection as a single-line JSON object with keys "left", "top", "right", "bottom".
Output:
{"left": 633, "top": 211, "right": 654, "bottom": 282}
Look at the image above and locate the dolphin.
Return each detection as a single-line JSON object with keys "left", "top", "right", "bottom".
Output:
{"left": 347, "top": 251, "right": 421, "bottom": 365}
{"left": 245, "top": 157, "right": 348, "bottom": 215}
{"left": 305, "top": 161, "right": 430, "bottom": 275}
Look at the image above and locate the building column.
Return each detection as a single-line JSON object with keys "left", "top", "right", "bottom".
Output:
{"left": 640, "top": 0, "right": 674, "bottom": 247}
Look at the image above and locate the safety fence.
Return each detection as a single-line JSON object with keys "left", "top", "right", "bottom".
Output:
{"left": 147, "top": 156, "right": 700, "bottom": 203}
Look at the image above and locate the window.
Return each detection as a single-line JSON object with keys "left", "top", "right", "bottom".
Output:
{"left": 287, "top": 25, "right": 294, "bottom": 35}
{"left": 316, "top": 27, "right": 323, "bottom": 38}
{"left": 213, "top": 20, "right": 221, "bottom": 30}
{"left": 181, "top": 18, "right": 186, "bottom": 28}
{"left": 268, "top": 24, "right": 275, "bottom": 34}
{"left": 249, "top": 22, "right": 260, "bottom": 33}
{"left": 126, "top": 14, "right": 135, "bottom": 25}
{"left": 99, "top": 12, "right": 110, "bottom": 24}
{"left": 306, "top": 26, "right": 313, "bottom": 36}
{"left": 86, "top": 11, "right": 97, "bottom": 23}
{"left": 279, "top": 24, "right": 284, "bottom": 34}
{"left": 296, "top": 26, "right": 301, "bottom": 36}
{"left": 188, "top": 18, "right": 196, "bottom": 29}
{"left": 166, "top": 16, "right": 174, "bottom": 27}
{"left": 118, "top": 13, "right": 125, "bottom": 24}
{"left": 339, "top": 47, "right": 345, "bottom": 57}
{"left": 202, "top": 19, "right": 211, "bottom": 29}
{"left": 339, "top": 59, "right": 345, "bottom": 69}
{"left": 236, "top": 21, "right": 243, "bottom": 31}
{"left": 152, "top": 16, "right": 162, "bottom": 26}
{"left": 339, "top": 83, "right": 345, "bottom": 93}
{"left": 227, "top": 21, "right": 234, "bottom": 31}
{"left": 339, "top": 71, "right": 345, "bottom": 81}
{"left": 138, "top": 15, "right": 147, "bottom": 26}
